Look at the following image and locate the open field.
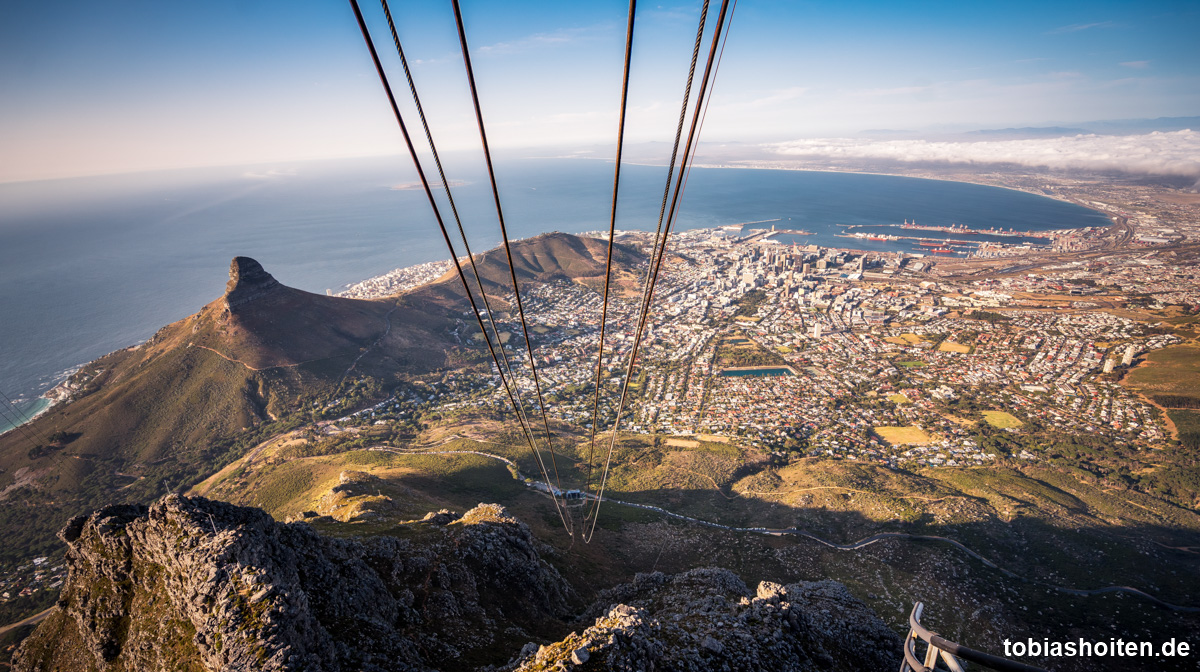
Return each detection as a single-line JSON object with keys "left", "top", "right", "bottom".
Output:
{"left": 874, "top": 426, "right": 933, "bottom": 445}
{"left": 471, "top": 331, "right": 512, "bottom": 344}
{"left": 696, "top": 434, "right": 732, "bottom": 443}
{"left": 896, "top": 360, "right": 926, "bottom": 368}
{"left": 982, "top": 411, "right": 1023, "bottom": 429}
{"left": 1157, "top": 191, "right": 1200, "bottom": 205}
{"left": 203, "top": 443, "right": 529, "bottom": 523}
{"left": 938, "top": 341, "right": 972, "bottom": 354}
{"left": 888, "top": 393, "right": 911, "bottom": 405}
{"left": 1169, "top": 409, "right": 1200, "bottom": 450}
{"left": 1123, "top": 345, "right": 1200, "bottom": 398}
{"left": 884, "top": 333, "right": 925, "bottom": 346}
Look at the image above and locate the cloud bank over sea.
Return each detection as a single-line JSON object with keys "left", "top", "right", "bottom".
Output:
{"left": 767, "top": 130, "right": 1200, "bottom": 179}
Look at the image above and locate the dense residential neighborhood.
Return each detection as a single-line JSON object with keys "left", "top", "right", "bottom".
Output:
{"left": 328, "top": 212, "right": 1198, "bottom": 470}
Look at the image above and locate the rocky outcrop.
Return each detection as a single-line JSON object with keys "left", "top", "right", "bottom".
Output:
{"left": 14, "top": 496, "right": 575, "bottom": 672}
{"left": 14, "top": 496, "right": 901, "bottom": 672}
{"left": 223, "top": 257, "right": 283, "bottom": 311}
{"left": 507, "top": 568, "right": 900, "bottom": 671}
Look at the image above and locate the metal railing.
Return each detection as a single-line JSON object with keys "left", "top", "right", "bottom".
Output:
{"left": 901, "top": 602, "right": 1048, "bottom": 672}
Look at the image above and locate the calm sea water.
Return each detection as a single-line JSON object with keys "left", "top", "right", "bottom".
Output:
{"left": 0, "top": 156, "right": 1110, "bottom": 433}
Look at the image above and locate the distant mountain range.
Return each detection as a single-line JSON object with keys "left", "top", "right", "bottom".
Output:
{"left": 966, "top": 117, "right": 1200, "bottom": 139}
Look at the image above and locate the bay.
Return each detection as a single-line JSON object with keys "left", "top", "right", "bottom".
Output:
{"left": 0, "top": 156, "right": 1110, "bottom": 432}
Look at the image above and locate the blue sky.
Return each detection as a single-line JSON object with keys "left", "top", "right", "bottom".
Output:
{"left": 1, "top": 0, "right": 1197, "bottom": 182}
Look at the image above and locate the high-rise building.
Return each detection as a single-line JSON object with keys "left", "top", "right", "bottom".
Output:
{"left": 1122, "top": 344, "right": 1137, "bottom": 366}
{"left": 1103, "top": 358, "right": 1115, "bottom": 374}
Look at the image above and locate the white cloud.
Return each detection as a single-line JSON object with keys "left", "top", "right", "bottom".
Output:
{"left": 767, "top": 130, "right": 1200, "bottom": 177}
{"left": 242, "top": 168, "right": 297, "bottom": 180}
{"left": 1120, "top": 60, "right": 1151, "bottom": 69}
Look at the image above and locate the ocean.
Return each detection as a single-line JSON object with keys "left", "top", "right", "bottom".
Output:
{"left": 0, "top": 156, "right": 1111, "bottom": 433}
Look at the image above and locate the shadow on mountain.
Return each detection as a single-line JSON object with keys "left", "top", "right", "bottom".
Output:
{"left": 543, "top": 476, "right": 1200, "bottom": 672}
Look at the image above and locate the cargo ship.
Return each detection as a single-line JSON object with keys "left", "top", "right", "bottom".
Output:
{"left": 771, "top": 228, "right": 814, "bottom": 235}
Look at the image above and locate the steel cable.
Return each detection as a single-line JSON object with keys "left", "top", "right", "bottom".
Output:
{"left": 0, "top": 389, "right": 48, "bottom": 448}
{"left": 584, "top": 0, "right": 638, "bottom": 497}
{"left": 377, "top": 0, "right": 550, "bottom": 495}
{"left": 348, "top": 0, "right": 572, "bottom": 532}
{"left": 584, "top": 0, "right": 733, "bottom": 542}
{"left": 584, "top": 0, "right": 711, "bottom": 530}
{"left": 451, "top": 0, "right": 573, "bottom": 527}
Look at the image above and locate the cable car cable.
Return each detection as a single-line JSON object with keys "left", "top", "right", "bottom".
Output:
{"left": 348, "top": 0, "right": 572, "bottom": 533}
{"left": 0, "top": 390, "right": 48, "bottom": 448}
{"left": 584, "top": 0, "right": 710, "bottom": 527}
{"left": 677, "top": 0, "right": 737, "bottom": 223}
{"left": 452, "top": 0, "right": 572, "bottom": 516}
{"left": 584, "top": 0, "right": 638, "bottom": 496}
{"left": 584, "top": 0, "right": 732, "bottom": 542}
{"left": 378, "top": 0, "right": 544, "bottom": 476}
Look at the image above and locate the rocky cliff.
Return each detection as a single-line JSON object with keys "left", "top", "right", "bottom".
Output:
{"left": 14, "top": 497, "right": 900, "bottom": 672}
{"left": 510, "top": 570, "right": 900, "bottom": 671}
{"left": 223, "top": 257, "right": 284, "bottom": 311}
{"left": 14, "top": 496, "right": 574, "bottom": 672}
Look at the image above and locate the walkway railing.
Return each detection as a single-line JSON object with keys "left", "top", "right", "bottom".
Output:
{"left": 901, "top": 603, "right": 1048, "bottom": 672}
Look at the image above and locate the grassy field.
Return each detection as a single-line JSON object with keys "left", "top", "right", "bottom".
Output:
{"left": 716, "top": 336, "right": 787, "bottom": 369}
{"left": 1168, "top": 409, "right": 1200, "bottom": 449}
{"left": 896, "top": 361, "right": 927, "bottom": 368}
{"left": 884, "top": 333, "right": 926, "bottom": 346}
{"left": 874, "top": 426, "right": 934, "bottom": 445}
{"left": 938, "top": 341, "right": 972, "bottom": 354}
{"left": 888, "top": 393, "right": 911, "bottom": 405}
{"left": 471, "top": 331, "right": 512, "bottom": 344}
{"left": 981, "top": 411, "right": 1023, "bottom": 429}
{"left": 1123, "top": 344, "right": 1200, "bottom": 396}
{"left": 198, "top": 435, "right": 534, "bottom": 523}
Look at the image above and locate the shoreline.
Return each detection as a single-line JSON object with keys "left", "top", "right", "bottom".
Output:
{"left": 0, "top": 162, "right": 1127, "bottom": 421}
{"left": 0, "top": 397, "right": 53, "bottom": 438}
{"left": 614, "top": 158, "right": 1116, "bottom": 221}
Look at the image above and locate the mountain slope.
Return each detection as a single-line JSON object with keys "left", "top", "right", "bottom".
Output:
{"left": 0, "top": 233, "right": 644, "bottom": 569}
{"left": 0, "top": 256, "right": 452, "bottom": 567}
{"left": 0, "top": 257, "right": 430, "bottom": 494}
{"left": 421, "top": 232, "right": 645, "bottom": 303}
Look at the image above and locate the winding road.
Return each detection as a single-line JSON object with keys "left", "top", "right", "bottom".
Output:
{"left": 0, "top": 607, "right": 53, "bottom": 637}
{"left": 366, "top": 446, "right": 1200, "bottom": 613}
